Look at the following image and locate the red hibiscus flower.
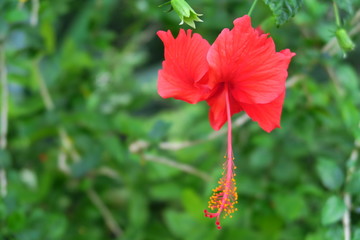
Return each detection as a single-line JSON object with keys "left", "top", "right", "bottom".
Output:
{"left": 157, "top": 15, "right": 295, "bottom": 229}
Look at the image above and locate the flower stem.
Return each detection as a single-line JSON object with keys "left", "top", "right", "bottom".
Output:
{"left": 333, "top": 0, "right": 341, "bottom": 27}
{"left": 248, "top": 0, "right": 259, "bottom": 17}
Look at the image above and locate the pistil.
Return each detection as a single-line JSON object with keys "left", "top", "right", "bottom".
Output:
{"left": 204, "top": 84, "right": 238, "bottom": 229}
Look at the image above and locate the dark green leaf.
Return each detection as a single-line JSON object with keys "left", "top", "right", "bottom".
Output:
{"left": 149, "top": 120, "right": 171, "bottom": 142}
{"left": 263, "top": 0, "right": 304, "bottom": 25}
{"left": 70, "top": 154, "right": 100, "bottom": 178}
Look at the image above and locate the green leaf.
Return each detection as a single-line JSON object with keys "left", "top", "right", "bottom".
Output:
{"left": 40, "top": 21, "right": 56, "bottom": 53}
{"left": 129, "top": 192, "right": 149, "bottom": 227}
{"left": 181, "top": 188, "right": 203, "bottom": 220}
{"left": 0, "top": 149, "right": 11, "bottom": 168}
{"left": 263, "top": 0, "right": 304, "bottom": 25}
{"left": 43, "top": 214, "right": 68, "bottom": 239}
{"left": 321, "top": 195, "right": 346, "bottom": 225}
{"left": 347, "top": 170, "right": 360, "bottom": 194}
{"left": 273, "top": 193, "right": 308, "bottom": 222}
{"left": 335, "top": 65, "right": 359, "bottom": 102}
{"left": 316, "top": 158, "right": 344, "bottom": 191}
{"left": 253, "top": 211, "right": 283, "bottom": 238}
{"left": 149, "top": 120, "right": 171, "bottom": 142}
{"left": 305, "top": 231, "right": 325, "bottom": 240}
{"left": 353, "top": 228, "right": 360, "bottom": 240}
{"left": 340, "top": 99, "right": 360, "bottom": 130}
{"left": 7, "top": 210, "right": 26, "bottom": 231}
{"left": 5, "top": 8, "right": 28, "bottom": 23}
{"left": 149, "top": 182, "right": 182, "bottom": 201}
{"left": 70, "top": 154, "right": 100, "bottom": 178}
{"left": 325, "top": 226, "right": 344, "bottom": 240}
{"left": 249, "top": 148, "right": 273, "bottom": 170}
{"left": 164, "top": 210, "right": 196, "bottom": 237}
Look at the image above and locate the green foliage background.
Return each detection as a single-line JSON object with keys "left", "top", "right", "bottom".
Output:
{"left": 0, "top": 0, "right": 360, "bottom": 239}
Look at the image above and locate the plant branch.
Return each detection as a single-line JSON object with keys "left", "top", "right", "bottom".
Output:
{"left": 333, "top": 0, "right": 341, "bottom": 27}
{"left": 343, "top": 133, "right": 360, "bottom": 240}
{"left": 32, "top": 59, "right": 122, "bottom": 236}
{"left": 0, "top": 40, "right": 8, "bottom": 197}
{"left": 0, "top": 42, "right": 8, "bottom": 150}
{"left": 0, "top": 169, "right": 6, "bottom": 197}
{"left": 324, "top": 65, "right": 344, "bottom": 96}
{"left": 30, "top": 0, "right": 39, "bottom": 26}
{"left": 86, "top": 188, "right": 123, "bottom": 237}
{"left": 143, "top": 154, "right": 211, "bottom": 181}
{"left": 33, "top": 58, "right": 54, "bottom": 111}
{"left": 33, "top": 58, "right": 81, "bottom": 163}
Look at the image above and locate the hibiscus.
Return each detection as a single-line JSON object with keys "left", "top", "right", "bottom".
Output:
{"left": 157, "top": 15, "right": 295, "bottom": 229}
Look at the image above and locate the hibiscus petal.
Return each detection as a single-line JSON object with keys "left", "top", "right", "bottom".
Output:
{"left": 207, "top": 85, "right": 243, "bottom": 130}
{"left": 206, "top": 15, "right": 295, "bottom": 104}
{"left": 241, "top": 91, "right": 285, "bottom": 132}
{"left": 157, "top": 29, "right": 211, "bottom": 104}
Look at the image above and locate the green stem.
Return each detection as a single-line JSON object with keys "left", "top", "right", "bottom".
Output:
{"left": 333, "top": 0, "right": 341, "bottom": 27}
{"left": 248, "top": 0, "right": 259, "bottom": 16}
{"left": 0, "top": 39, "right": 8, "bottom": 197}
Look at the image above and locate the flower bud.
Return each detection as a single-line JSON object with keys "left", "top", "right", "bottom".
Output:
{"left": 335, "top": 28, "right": 355, "bottom": 52}
{"left": 170, "top": 0, "right": 203, "bottom": 28}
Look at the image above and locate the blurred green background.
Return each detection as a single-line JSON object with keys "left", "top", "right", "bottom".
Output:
{"left": 0, "top": 0, "right": 360, "bottom": 239}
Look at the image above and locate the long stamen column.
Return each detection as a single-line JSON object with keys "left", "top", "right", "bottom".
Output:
{"left": 204, "top": 85, "right": 238, "bottom": 229}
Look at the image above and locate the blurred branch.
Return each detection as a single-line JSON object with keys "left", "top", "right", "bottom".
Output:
{"left": 130, "top": 140, "right": 211, "bottom": 181}
{"left": 143, "top": 153, "right": 211, "bottom": 181}
{"left": 33, "top": 58, "right": 80, "bottom": 164}
{"left": 159, "top": 74, "right": 305, "bottom": 151}
{"left": 30, "top": 0, "right": 39, "bottom": 26}
{"left": 58, "top": 128, "right": 80, "bottom": 162}
{"left": 343, "top": 193, "right": 351, "bottom": 240}
{"left": 86, "top": 188, "right": 123, "bottom": 237}
{"left": 57, "top": 151, "right": 70, "bottom": 174}
{"left": 34, "top": 57, "right": 122, "bottom": 236}
{"left": 96, "top": 167, "right": 121, "bottom": 181}
{"left": 33, "top": 58, "right": 54, "bottom": 110}
{"left": 324, "top": 65, "right": 344, "bottom": 96}
{"left": 0, "top": 42, "right": 8, "bottom": 150}
{"left": 343, "top": 130, "right": 360, "bottom": 240}
{"left": 0, "top": 40, "right": 8, "bottom": 197}
{"left": 0, "top": 169, "right": 6, "bottom": 197}
{"left": 57, "top": 152, "right": 123, "bottom": 236}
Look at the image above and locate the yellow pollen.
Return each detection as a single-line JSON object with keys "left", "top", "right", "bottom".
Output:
{"left": 207, "top": 158, "right": 238, "bottom": 221}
